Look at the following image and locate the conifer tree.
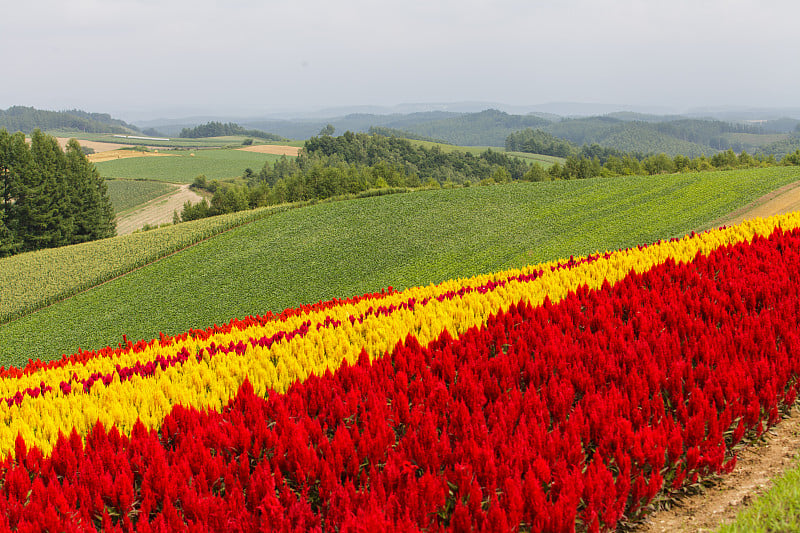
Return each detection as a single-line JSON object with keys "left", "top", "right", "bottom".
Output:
{"left": 64, "top": 139, "right": 115, "bottom": 242}
{"left": 14, "top": 130, "right": 72, "bottom": 250}
{"left": 0, "top": 130, "right": 32, "bottom": 255}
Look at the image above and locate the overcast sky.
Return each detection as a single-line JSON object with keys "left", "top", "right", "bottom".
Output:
{"left": 1, "top": 0, "right": 798, "bottom": 121}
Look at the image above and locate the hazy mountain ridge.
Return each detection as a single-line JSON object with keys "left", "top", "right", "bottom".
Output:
{"left": 0, "top": 106, "right": 140, "bottom": 135}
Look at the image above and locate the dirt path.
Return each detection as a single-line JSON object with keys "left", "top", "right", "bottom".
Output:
{"left": 705, "top": 179, "right": 800, "bottom": 229}
{"left": 638, "top": 408, "right": 800, "bottom": 532}
{"left": 115, "top": 184, "right": 204, "bottom": 235}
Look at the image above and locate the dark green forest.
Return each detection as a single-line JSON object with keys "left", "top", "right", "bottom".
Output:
{"left": 757, "top": 135, "right": 800, "bottom": 158}
{"left": 0, "top": 129, "right": 116, "bottom": 257}
{"left": 0, "top": 106, "right": 138, "bottom": 135}
{"left": 367, "top": 126, "right": 444, "bottom": 143}
{"left": 178, "top": 121, "right": 285, "bottom": 141}
{"left": 396, "top": 109, "right": 552, "bottom": 146}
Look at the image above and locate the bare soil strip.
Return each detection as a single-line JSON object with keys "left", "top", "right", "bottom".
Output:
{"left": 236, "top": 144, "right": 301, "bottom": 156}
{"left": 115, "top": 184, "right": 204, "bottom": 235}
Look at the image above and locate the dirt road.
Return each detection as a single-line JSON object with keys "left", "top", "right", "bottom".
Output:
{"left": 706, "top": 179, "right": 800, "bottom": 229}
{"left": 115, "top": 184, "right": 205, "bottom": 235}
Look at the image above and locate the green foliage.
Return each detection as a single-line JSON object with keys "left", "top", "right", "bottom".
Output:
{"left": 180, "top": 198, "right": 211, "bottom": 221}
{"left": 759, "top": 136, "right": 800, "bottom": 158}
{"left": 0, "top": 106, "right": 138, "bottom": 135}
{"left": 505, "top": 129, "right": 576, "bottom": 157}
{"left": 303, "top": 132, "right": 529, "bottom": 183}
{"left": 179, "top": 121, "right": 284, "bottom": 141}
{"left": 242, "top": 138, "right": 254, "bottom": 146}
{"left": 783, "top": 149, "right": 800, "bottom": 166}
{"left": 2, "top": 166, "right": 799, "bottom": 364}
{"left": 0, "top": 129, "right": 115, "bottom": 256}
{"left": 105, "top": 179, "right": 175, "bottom": 214}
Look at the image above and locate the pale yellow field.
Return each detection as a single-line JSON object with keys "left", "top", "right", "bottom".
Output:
{"left": 237, "top": 144, "right": 301, "bottom": 156}
{"left": 54, "top": 138, "right": 132, "bottom": 153}
{"left": 88, "top": 150, "right": 177, "bottom": 163}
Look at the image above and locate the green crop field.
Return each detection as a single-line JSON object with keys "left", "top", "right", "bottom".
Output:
{"left": 0, "top": 204, "right": 305, "bottom": 327}
{"left": 93, "top": 148, "right": 289, "bottom": 182}
{"left": 106, "top": 179, "right": 176, "bottom": 214}
{"left": 46, "top": 131, "right": 304, "bottom": 149}
{"left": 2, "top": 166, "right": 798, "bottom": 366}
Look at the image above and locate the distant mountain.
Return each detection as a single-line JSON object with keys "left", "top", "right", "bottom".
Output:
{"left": 132, "top": 106, "right": 800, "bottom": 155}
{"left": 539, "top": 116, "right": 766, "bottom": 157}
{"left": 685, "top": 106, "right": 800, "bottom": 121}
{"left": 392, "top": 109, "right": 553, "bottom": 146}
{"left": 0, "top": 106, "right": 140, "bottom": 134}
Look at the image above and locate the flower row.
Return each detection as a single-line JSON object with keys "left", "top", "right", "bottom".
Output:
{"left": 2, "top": 224, "right": 800, "bottom": 530}
{"left": 2, "top": 215, "right": 799, "bottom": 458}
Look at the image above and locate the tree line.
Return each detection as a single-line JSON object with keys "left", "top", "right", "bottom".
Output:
{"left": 171, "top": 131, "right": 800, "bottom": 225}
{"left": 179, "top": 122, "right": 285, "bottom": 141}
{"left": 179, "top": 132, "right": 534, "bottom": 221}
{"left": 525, "top": 149, "right": 796, "bottom": 182}
{"left": 0, "top": 129, "right": 116, "bottom": 257}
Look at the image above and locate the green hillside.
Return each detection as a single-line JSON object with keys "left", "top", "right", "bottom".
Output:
{"left": 399, "top": 109, "right": 551, "bottom": 146}
{"left": 1, "top": 106, "right": 138, "bottom": 134}
{"left": 540, "top": 117, "right": 768, "bottom": 157}
{"left": 2, "top": 166, "right": 799, "bottom": 366}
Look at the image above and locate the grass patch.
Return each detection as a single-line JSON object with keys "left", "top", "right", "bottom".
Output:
{"left": 1, "top": 166, "right": 798, "bottom": 366}
{"left": 718, "top": 458, "right": 800, "bottom": 532}
{"left": 94, "top": 148, "right": 288, "bottom": 182}
{"left": 106, "top": 179, "right": 176, "bottom": 214}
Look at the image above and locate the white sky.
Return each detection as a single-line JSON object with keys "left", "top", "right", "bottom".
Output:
{"left": 1, "top": 0, "right": 798, "bottom": 120}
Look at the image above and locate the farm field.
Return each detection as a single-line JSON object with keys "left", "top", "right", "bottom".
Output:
{"left": 105, "top": 179, "right": 176, "bottom": 214}
{"left": 93, "top": 148, "right": 289, "bottom": 182}
{"left": 2, "top": 165, "right": 799, "bottom": 366}
{"left": 45, "top": 131, "right": 302, "bottom": 149}
{"left": 0, "top": 205, "right": 300, "bottom": 326}
{"left": 407, "top": 139, "right": 565, "bottom": 166}
{"left": 237, "top": 144, "right": 301, "bottom": 156}
{"left": 1, "top": 213, "right": 800, "bottom": 529}
{"left": 115, "top": 184, "right": 205, "bottom": 235}
{"left": 87, "top": 149, "right": 176, "bottom": 163}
